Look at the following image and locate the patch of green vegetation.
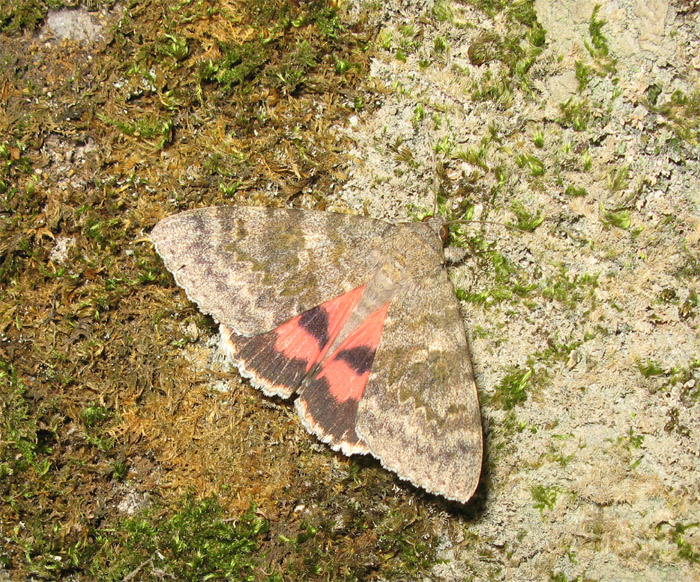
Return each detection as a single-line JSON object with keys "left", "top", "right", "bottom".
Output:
{"left": 581, "top": 151, "right": 592, "bottom": 171}
{"left": 432, "top": 0, "right": 453, "bottom": 22}
{"left": 606, "top": 164, "right": 629, "bottom": 193}
{"left": 637, "top": 359, "right": 666, "bottom": 378}
{"left": 676, "top": 245, "right": 700, "bottom": 280}
{"left": 540, "top": 268, "right": 599, "bottom": 310}
{"left": 637, "top": 357, "right": 700, "bottom": 401}
{"left": 544, "top": 446, "right": 575, "bottom": 468}
{"left": 199, "top": 38, "right": 269, "bottom": 90}
{"left": 433, "top": 35, "right": 448, "bottom": 55}
{"left": 376, "top": 511, "right": 440, "bottom": 577}
{"left": 536, "top": 339, "right": 582, "bottom": 367}
{"left": 490, "top": 366, "right": 533, "bottom": 410}
{"left": 465, "top": 0, "right": 546, "bottom": 105}
{"left": 198, "top": 3, "right": 355, "bottom": 96}
{"left": 599, "top": 202, "right": 631, "bottom": 230}
{"left": 379, "top": 23, "right": 423, "bottom": 62}
{"left": 533, "top": 129, "right": 544, "bottom": 148}
{"left": 271, "top": 40, "right": 319, "bottom": 92}
{"left": 646, "top": 89, "right": 700, "bottom": 145}
{"left": 97, "top": 113, "right": 174, "bottom": 149}
{"left": 679, "top": 289, "right": 698, "bottom": 319}
{"left": 80, "top": 404, "right": 115, "bottom": 451}
{"left": 79, "top": 207, "right": 124, "bottom": 249}
{"left": 157, "top": 33, "right": 190, "bottom": 62}
{"left": 0, "top": 142, "right": 40, "bottom": 284}
{"left": 455, "top": 239, "right": 535, "bottom": 306}
{"left": 396, "top": 23, "right": 421, "bottom": 61}
{"left": 531, "top": 484, "right": 558, "bottom": 512}
{"left": 574, "top": 4, "right": 617, "bottom": 89}
{"left": 564, "top": 185, "right": 587, "bottom": 198}
{"left": 314, "top": 4, "right": 346, "bottom": 39}
{"left": 0, "top": 361, "right": 53, "bottom": 480}
{"left": 646, "top": 83, "right": 663, "bottom": 106}
{"left": 617, "top": 427, "right": 644, "bottom": 451}
{"left": 0, "top": 0, "right": 45, "bottom": 34}
{"left": 575, "top": 60, "right": 592, "bottom": 91}
{"left": 587, "top": 5, "right": 609, "bottom": 55}
{"left": 509, "top": 200, "right": 544, "bottom": 231}
{"left": 656, "top": 521, "right": 700, "bottom": 564}
{"left": 664, "top": 407, "right": 691, "bottom": 437}
{"left": 550, "top": 572, "right": 595, "bottom": 582}
{"left": 452, "top": 140, "right": 492, "bottom": 171}
{"left": 91, "top": 495, "right": 268, "bottom": 581}
{"left": 80, "top": 404, "right": 112, "bottom": 427}
{"left": 559, "top": 98, "right": 591, "bottom": 131}
{"left": 515, "top": 154, "right": 546, "bottom": 177}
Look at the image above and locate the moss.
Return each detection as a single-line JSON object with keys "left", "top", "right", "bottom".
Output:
{"left": 531, "top": 484, "right": 559, "bottom": 513}
{"left": 465, "top": 0, "right": 546, "bottom": 105}
{"left": 559, "top": 98, "right": 592, "bottom": 131}
{"left": 509, "top": 200, "right": 545, "bottom": 231}
{"left": 655, "top": 521, "right": 700, "bottom": 564}
{"left": 489, "top": 366, "right": 533, "bottom": 410}
{"left": 0, "top": 1, "right": 453, "bottom": 579}
{"left": 90, "top": 495, "right": 268, "bottom": 581}
{"left": 0, "top": 0, "right": 45, "bottom": 34}
{"left": 539, "top": 268, "right": 599, "bottom": 310}
{"left": 646, "top": 89, "right": 700, "bottom": 145}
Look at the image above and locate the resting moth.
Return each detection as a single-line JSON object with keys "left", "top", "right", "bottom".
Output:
{"left": 151, "top": 206, "right": 483, "bottom": 503}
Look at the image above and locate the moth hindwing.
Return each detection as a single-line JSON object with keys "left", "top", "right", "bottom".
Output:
{"left": 151, "top": 205, "right": 483, "bottom": 503}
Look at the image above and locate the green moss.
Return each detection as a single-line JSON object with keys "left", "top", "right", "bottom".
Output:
{"left": 157, "top": 33, "right": 190, "bottom": 62}
{"left": 540, "top": 269, "right": 599, "bottom": 310}
{"left": 465, "top": 0, "right": 546, "bottom": 105}
{"left": 509, "top": 200, "right": 544, "bottom": 231}
{"left": 91, "top": 496, "right": 268, "bottom": 581}
{"left": 586, "top": 5, "right": 610, "bottom": 58}
{"left": 599, "top": 202, "right": 631, "bottom": 230}
{"left": 656, "top": 521, "right": 700, "bottom": 564}
{"left": 580, "top": 4, "right": 617, "bottom": 79}
{"left": 647, "top": 89, "right": 700, "bottom": 145}
{"left": 80, "top": 404, "right": 112, "bottom": 427}
{"left": 531, "top": 484, "right": 558, "bottom": 512}
{"left": 0, "top": 361, "right": 53, "bottom": 478}
{"left": 564, "top": 185, "right": 587, "bottom": 197}
{"left": 637, "top": 359, "right": 666, "bottom": 378}
{"left": 559, "top": 98, "right": 591, "bottom": 131}
{"left": 575, "top": 60, "right": 591, "bottom": 91}
{"left": 0, "top": 0, "right": 45, "bottom": 33}
{"left": 97, "top": 113, "right": 174, "bottom": 149}
{"left": 606, "top": 164, "right": 629, "bottom": 193}
{"left": 533, "top": 130, "right": 545, "bottom": 148}
{"left": 515, "top": 154, "right": 546, "bottom": 177}
{"left": 455, "top": 244, "right": 534, "bottom": 306}
{"left": 680, "top": 289, "right": 698, "bottom": 319}
{"left": 617, "top": 427, "right": 644, "bottom": 451}
{"left": 490, "top": 366, "right": 533, "bottom": 410}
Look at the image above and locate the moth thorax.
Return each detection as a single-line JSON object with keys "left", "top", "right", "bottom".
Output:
{"left": 368, "top": 263, "right": 404, "bottom": 304}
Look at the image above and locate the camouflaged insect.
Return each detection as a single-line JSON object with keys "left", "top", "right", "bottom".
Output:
{"left": 151, "top": 206, "right": 483, "bottom": 503}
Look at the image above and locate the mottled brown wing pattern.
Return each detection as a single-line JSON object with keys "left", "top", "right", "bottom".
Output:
{"left": 151, "top": 206, "right": 393, "bottom": 335}
{"left": 357, "top": 266, "right": 483, "bottom": 502}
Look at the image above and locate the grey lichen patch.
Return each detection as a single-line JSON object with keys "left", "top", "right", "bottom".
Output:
{"left": 336, "top": 0, "right": 700, "bottom": 580}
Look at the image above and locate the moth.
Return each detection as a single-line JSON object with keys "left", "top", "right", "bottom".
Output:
{"left": 151, "top": 206, "right": 483, "bottom": 503}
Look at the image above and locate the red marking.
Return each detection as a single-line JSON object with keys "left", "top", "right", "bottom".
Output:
{"left": 274, "top": 285, "right": 366, "bottom": 372}
{"left": 316, "top": 302, "right": 390, "bottom": 403}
